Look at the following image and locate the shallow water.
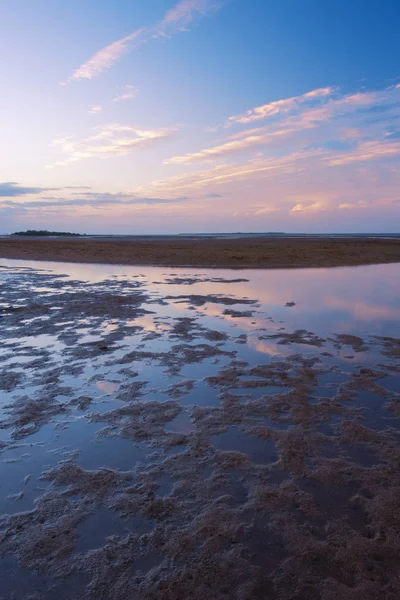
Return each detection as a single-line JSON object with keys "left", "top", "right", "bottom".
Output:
{"left": 0, "top": 259, "right": 400, "bottom": 599}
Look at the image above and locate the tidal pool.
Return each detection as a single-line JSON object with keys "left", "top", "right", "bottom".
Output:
{"left": 0, "top": 259, "right": 400, "bottom": 599}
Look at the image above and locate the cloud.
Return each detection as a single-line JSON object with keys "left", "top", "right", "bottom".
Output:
{"left": 286, "top": 91, "right": 379, "bottom": 128}
{"left": 89, "top": 105, "right": 103, "bottom": 114}
{"left": 254, "top": 206, "right": 279, "bottom": 215}
{"left": 112, "top": 85, "right": 139, "bottom": 102}
{"left": 139, "top": 149, "right": 323, "bottom": 198}
{"left": 2, "top": 192, "right": 188, "bottom": 211}
{"left": 0, "top": 182, "right": 60, "bottom": 197}
{"left": 133, "top": 91, "right": 400, "bottom": 216}
{"left": 158, "top": 0, "right": 220, "bottom": 31}
{"left": 63, "top": 186, "right": 92, "bottom": 190}
{"left": 132, "top": 132, "right": 400, "bottom": 220}
{"left": 22, "top": 80, "right": 400, "bottom": 232}
{"left": 338, "top": 201, "right": 368, "bottom": 210}
{"left": 165, "top": 135, "right": 267, "bottom": 164}
{"left": 164, "top": 85, "right": 400, "bottom": 167}
{"left": 67, "top": 29, "right": 148, "bottom": 82}
{"left": 71, "top": 192, "right": 188, "bottom": 205}
{"left": 290, "top": 201, "right": 329, "bottom": 212}
{"left": 227, "top": 87, "right": 334, "bottom": 125}
{"left": 165, "top": 127, "right": 297, "bottom": 164}
{"left": 233, "top": 210, "right": 252, "bottom": 217}
{"left": 66, "top": 0, "right": 222, "bottom": 83}
{"left": 326, "top": 140, "right": 400, "bottom": 166}
{"left": 49, "top": 123, "right": 177, "bottom": 167}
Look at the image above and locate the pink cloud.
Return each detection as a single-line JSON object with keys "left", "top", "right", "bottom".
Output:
{"left": 69, "top": 29, "right": 147, "bottom": 82}
{"left": 227, "top": 87, "right": 334, "bottom": 125}
{"left": 165, "top": 131, "right": 297, "bottom": 164}
{"left": 65, "top": 1, "right": 222, "bottom": 83}
{"left": 88, "top": 105, "right": 103, "bottom": 114}
{"left": 327, "top": 140, "right": 400, "bottom": 166}
{"left": 112, "top": 85, "right": 139, "bottom": 102}
{"left": 49, "top": 124, "right": 177, "bottom": 167}
{"left": 160, "top": 0, "right": 219, "bottom": 29}
{"left": 290, "top": 201, "right": 329, "bottom": 213}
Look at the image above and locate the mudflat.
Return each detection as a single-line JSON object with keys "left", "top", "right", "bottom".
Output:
{"left": 1, "top": 235, "right": 400, "bottom": 268}
{"left": 1, "top": 261, "right": 400, "bottom": 599}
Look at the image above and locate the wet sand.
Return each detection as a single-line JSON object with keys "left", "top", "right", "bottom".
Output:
{"left": 1, "top": 262, "right": 400, "bottom": 598}
{"left": 1, "top": 235, "right": 400, "bottom": 268}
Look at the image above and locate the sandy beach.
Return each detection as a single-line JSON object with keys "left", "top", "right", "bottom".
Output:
{"left": 1, "top": 235, "right": 400, "bottom": 268}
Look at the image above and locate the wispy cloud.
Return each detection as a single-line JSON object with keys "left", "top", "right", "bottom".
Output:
{"left": 227, "top": 87, "right": 334, "bottom": 125}
{"left": 326, "top": 140, "right": 400, "bottom": 166}
{"left": 131, "top": 81, "right": 400, "bottom": 221}
{"left": 66, "top": 0, "right": 222, "bottom": 83}
{"left": 158, "top": 0, "right": 220, "bottom": 32}
{"left": 165, "top": 128, "right": 296, "bottom": 164}
{"left": 254, "top": 206, "right": 279, "bottom": 215}
{"left": 139, "top": 150, "right": 323, "bottom": 197}
{"left": 0, "top": 182, "right": 60, "bottom": 197}
{"left": 62, "top": 186, "right": 92, "bottom": 190}
{"left": 67, "top": 29, "right": 147, "bottom": 83}
{"left": 338, "top": 200, "right": 369, "bottom": 210}
{"left": 112, "top": 85, "right": 139, "bottom": 102}
{"left": 165, "top": 85, "right": 400, "bottom": 166}
{"left": 89, "top": 105, "right": 103, "bottom": 114}
{"left": 47, "top": 123, "right": 177, "bottom": 167}
{"left": 283, "top": 91, "right": 379, "bottom": 129}
{"left": 2, "top": 192, "right": 188, "bottom": 211}
{"left": 290, "top": 201, "right": 329, "bottom": 212}
{"left": 8, "top": 79, "right": 400, "bottom": 232}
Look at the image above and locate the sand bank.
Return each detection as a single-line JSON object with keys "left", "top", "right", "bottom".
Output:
{"left": 1, "top": 235, "right": 400, "bottom": 268}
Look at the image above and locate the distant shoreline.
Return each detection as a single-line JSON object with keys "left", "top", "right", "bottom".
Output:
{"left": 1, "top": 235, "right": 400, "bottom": 269}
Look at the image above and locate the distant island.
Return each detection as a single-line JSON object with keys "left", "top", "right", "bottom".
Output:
{"left": 11, "top": 230, "right": 82, "bottom": 237}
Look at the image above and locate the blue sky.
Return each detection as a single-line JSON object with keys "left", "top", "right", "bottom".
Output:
{"left": 1, "top": 0, "right": 399, "bottom": 233}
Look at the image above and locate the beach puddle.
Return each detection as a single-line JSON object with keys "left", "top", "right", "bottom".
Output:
{"left": 211, "top": 426, "right": 278, "bottom": 465}
{"left": 165, "top": 411, "right": 195, "bottom": 433}
{"left": 75, "top": 508, "right": 153, "bottom": 554}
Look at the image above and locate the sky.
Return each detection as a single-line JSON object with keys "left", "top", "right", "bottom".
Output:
{"left": 1, "top": 0, "right": 400, "bottom": 234}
